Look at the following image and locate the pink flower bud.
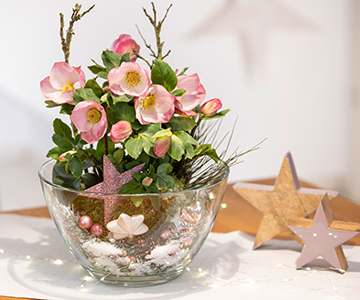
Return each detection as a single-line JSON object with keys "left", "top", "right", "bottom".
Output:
{"left": 154, "top": 136, "right": 172, "bottom": 157}
{"left": 142, "top": 177, "right": 153, "bottom": 187}
{"left": 199, "top": 98, "right": 222, "bottom": 117}
{"left": 110, "top": 34, "right": 140, "bottom": 62}
{"left": 110, "top": 121, "right": 133, "bottom": 143}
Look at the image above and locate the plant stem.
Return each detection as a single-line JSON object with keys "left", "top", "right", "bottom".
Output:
{"left": 104, "top": 134, "right": 108, "bottom": 156}
{"left": 191, "top": 115, "right": 203, "bottom": 137}
{"left": 59, "top": 3, "right": 95, "bottom": 64}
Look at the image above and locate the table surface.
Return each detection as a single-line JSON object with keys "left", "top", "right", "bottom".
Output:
{"left": 2, "top": 179, "right": 360, "bottom": 300}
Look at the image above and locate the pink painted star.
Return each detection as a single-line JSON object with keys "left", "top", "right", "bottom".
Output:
{"left": 289, "top": 194, "right": 359, "bottom": 271}
{"left": 84, "top": 155, "right": 145, "bottom": 225}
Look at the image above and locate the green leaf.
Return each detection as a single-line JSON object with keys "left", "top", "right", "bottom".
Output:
{"left": 120, "top": 52, "right": 131, "bottom": 64}
{"left": 139, "top": 123, "right": 162, "bottom": 139}
{"left": 59, "top": 103, "right": 74, "bottom": 115}
{"left": 46, "top": 146, "right": 63, "bottom": 160}
{"left": 167, "top": 135, "right": 184, "bottom": 161}
{"left": 52, "top": 134, "right": 73, "bottom": 149}
{"left": 132, "top": 120, "right": 143, "bottom": 131}
{"left": 167, "top": 117, "right": 197, "bottom": 131}
{"left": 157, "top": 163, "right": 173, "bottom": 174}
{"left": 111, "top": 93, "right": 133, "bottom": 104}
{"left": 73, "top": 88, "right": 100, "bottom": 104}
{"left": 202, "top": 109, "right": 231, "bottom": 120}
{"left": 173, "top": 131, "right": 198, "bottom": 145}
{"left": 119, "top": 179, "right": 141, "bottom": 194}
{"left": 52, "top": 165, "right": 80, "bottom": 190}
{"left": 45, "top": 100, "right": 61, "bottom": 108}
{"left": 125, "top": 136, "right": 152, "bottom": 159}
{"left": 133, "top": 172, "right": 147, "bottom": 182}
{"left": 53, "top": 118, "right": 74, "bottom": 145}
{"left": 113, "top": 149, "right": 124, "bottom": 164}
{"left": 205, "top": 148, "right": 221, "bottom": 162}
{"left": 149, "top": 196, "right": 160, "bottom": 210}
{"left": 151, "top": 59, "right": 178, "bottom": 92}
{"left": 98, "top": 71, "right": 109, "bottom": 79}
{"left": 150, "top": 128, "right": 172, "bottom": 140}
{"left": 155, "top": 173, "right": 175, "bottom": 189}
{"left": 131, "top": 195, "right": 146, "bottom": 207}
{"left": 85, "top": 79, "right": 104, "bottom": 98}
{"left": 184, "top": 142, "right": 195, "bottom": 159}
{"left": 69, "top": 156, "right": 83, "bottom": 178}
{"left": 106, "top": 102, "right": 135, "bottom": 124}
{"left": 178, "top": 67, "right": 189, "bottom": 76}
{"left": 94, "top": 137, "right": 115, "bottom": 158}
{"left": 102, "top": 50, "right": 121, "bottom": 71}
{"left": 171, "top": 89, "right": 186, "bottom": 97}
{"left": 88, "top": 63, "right": 106, "bottom": 75}
{"left": 81, "top": 173, "right": 102, "bottom": 189}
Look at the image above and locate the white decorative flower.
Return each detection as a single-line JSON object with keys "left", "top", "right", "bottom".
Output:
{"left": 106, "top": 213, "right": 149, "bottom": 240}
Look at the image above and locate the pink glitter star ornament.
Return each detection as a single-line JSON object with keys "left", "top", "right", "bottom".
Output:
{"left": 84, "top": 155, "right": 145, "bottom": 225}
{"left": 288, "top": 194, "right": 359, "bottom": 271}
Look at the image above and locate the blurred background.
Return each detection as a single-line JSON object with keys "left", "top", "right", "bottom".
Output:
{"left": 1, "top": 0, "right": 359, "bottom": 211}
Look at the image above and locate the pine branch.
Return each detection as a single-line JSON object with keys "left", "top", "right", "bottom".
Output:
{"left": 59, "top": 3, "right": 95, "bottom": 64}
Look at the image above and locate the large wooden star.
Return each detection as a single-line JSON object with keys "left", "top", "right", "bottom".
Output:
{"left": 288, "top": 194, "right": 359, "bottom": 271}
{"left": 84, "top": 156, "right": 145, "bottom": 225}
{"left": 233, "top": 152, "right": 338, "bottom": 249}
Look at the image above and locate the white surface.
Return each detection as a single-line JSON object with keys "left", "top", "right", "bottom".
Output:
{"left": 0, "top": 214, "right": 359, "bottom": 300}
{"left": 0, "top": 0, "right": 357, "bottom": 211}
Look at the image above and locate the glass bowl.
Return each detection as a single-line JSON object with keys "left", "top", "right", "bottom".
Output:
{"left": 39, "top": 160, "right": 229, "bottom": 286}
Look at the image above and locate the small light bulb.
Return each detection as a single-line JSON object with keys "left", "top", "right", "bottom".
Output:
{"left": 0, "top": 249, "right": 4, "bottom": 254}
{"left": 26, "top": 255, "right": 31, "bottom": 260}
{"left": 53, "top": 259, "right": 63, "bottom": 265}
{"left": 198, "top": 268, "right": 203, "bottom": 272}
{"left": 211, "top": 283, "right": 220, "bottom": 288}
{"left": 313, "top": 233, "right": 317, "bottom": 237}
{"left": 221, "top": 203, "right": 227, "bottom": 209}
{"left": 84, "top": 276, "right": 92, "bottom": 281}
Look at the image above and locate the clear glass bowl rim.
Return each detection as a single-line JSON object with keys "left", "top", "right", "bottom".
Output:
{"left": 38, "top": 159, "right": 230, "bottom": 197}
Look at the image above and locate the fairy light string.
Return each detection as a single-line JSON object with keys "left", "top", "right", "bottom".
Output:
{"left": 0, "top": 246, "right": 351, "bottom": 299}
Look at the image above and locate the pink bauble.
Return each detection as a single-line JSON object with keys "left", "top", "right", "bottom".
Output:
{"left": 160, "top": 229, "right": 170, "bottom": 240}
{"left": 78, "top": 215, "right": 93, "bottom": 229}
{"left": 90, "top": 223, "right": 104, "bottom": 237}
{"left": 182, "top": 238, "right": 193, "bottom": 247}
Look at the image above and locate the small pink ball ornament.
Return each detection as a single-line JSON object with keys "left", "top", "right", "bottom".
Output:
{"left": 90, "top": 223, "right": 104, "bottom": 237}
{"left": 78, "top": 215, "right": 93, "bottom": 229}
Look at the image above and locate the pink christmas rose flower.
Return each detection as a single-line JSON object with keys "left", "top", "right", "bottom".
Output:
{"left": 110, "top": 34, "right": 140, "bottom": 62}
{"left": 110, "top": 120, "right": 133, "bottom": 143}
{"left": 70, "top": 100, "right": 108, "bottom": 144}
{"left": 154, "top": 135, "right": 172, "bottom": 157}
{"left": 108, "top": 62, "right": 150, "bottom": 97}
{"left": 175, "top": 73, "right": 206, "bottom": 115}
{"left": 199, "top": 98, "right": 222, "bottom": 117}
{"left": 134, "top": 85, "right": 175, "bottom": 125}
{"left": 40, "top": 61, "right": 85, "bottom": 105}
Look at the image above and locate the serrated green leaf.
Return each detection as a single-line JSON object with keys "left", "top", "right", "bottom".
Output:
{"left": 157, "top": 163, "right": 173, "bottom": 174}
{"left": 106, "top": 102, "right": 135, "bottom": 124}
{"left": 111, "top": 93, "right": 133, "bottom": 104}
{"left": 73, "top": 88, "right": 100, "bottom": 104}
{"left": 167, "top": 135, "right": 184, "bottom": 161}
{"left": 98, "top": 71, "right": 109, "bottom": 79}
{"left": 70, "top": 156, "right": 83, "bottom": 178}
{"left": 59, "top": 103, "right": 74, "bottom": 115}
{"left": 85, "top": 79, "right": 103, "bottom": 98}
{"left": 155, "top": 173, "right": 175, "bottom": 189}
{"left": 150, "top": 128, "right": 172, "bottom": 140}
{"left": 119, "top": 179, "right": 141, "bottom": 194}
{"left": 167, "top": 117, "right": 197, "bottom": 131}
{"left": 139, "top": 123, "right": 162, "bottom": 139}
{"left": 46, "top": 146, "right": 63, "bottom": 160}
{"left": 151, "top": 59, "right": 178, "bottom": 92}
{"left": 173, "top": 131, "right": 198, "bottom": 145}
{"left": 125, "top": 136, "right": 152, "bottom": 159}
{"left": 102, "top": 50, "right": 121, "bottom": 71}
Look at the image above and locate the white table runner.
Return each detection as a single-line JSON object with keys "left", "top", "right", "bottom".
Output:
{"left": 0, "top": 214, "right": 359, "bottom": 300}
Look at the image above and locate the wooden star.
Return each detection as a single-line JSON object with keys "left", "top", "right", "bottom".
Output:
{"left": 233, "top": 152, "right": 338, "bottom": 249}
{"left": 84, "top": 156, "right": 145, "bottom": 225}
{"left": 288, "top": 194, "right": 360, "bottom": 271}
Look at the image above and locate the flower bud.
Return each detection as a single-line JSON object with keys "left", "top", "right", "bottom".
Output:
{"left": 59, "top": 150, "right": 77, "bottom": 162}
{"left": 142, "top": 177, "right": 153, "bottom": 187}
{"left": 110, "top": 34, "right": 140, "bottom": 62}
{"left": 154, "top": 136, "right": 172, "bottom": 157}
{"left": 199, "top": 98, "right": 222, "bottom": 117}
{"left": 110, "top": 121, "right": 132, "bottom": 143}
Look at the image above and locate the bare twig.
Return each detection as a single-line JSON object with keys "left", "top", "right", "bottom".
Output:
{"left": 60, "top": 3, "right": 95, "bottom": 64}
{"left": 141, "top": 2, "right": 173, "bottom": 60}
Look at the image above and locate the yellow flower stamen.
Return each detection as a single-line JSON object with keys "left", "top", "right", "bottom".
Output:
{"left": 60, "top": 80, "right": 74, "bottom": 93}
{"left": 141, "top": 94, "right": 157, "bottom": 111}
{"left": 87, "top": 108, "right": 102, "bottom": 123}
{"left": 125, "top": 71, "right": 141, "bottom": 87}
